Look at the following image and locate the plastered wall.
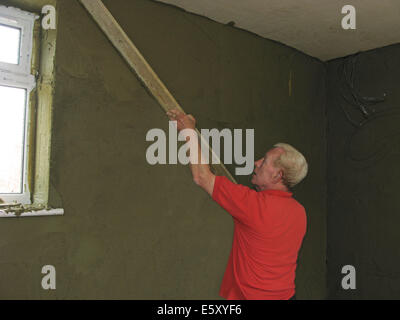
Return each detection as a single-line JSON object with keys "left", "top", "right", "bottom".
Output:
{"left": 0, "top": 0, "right": 327, "bottom": 299}
{"left": 326, "top": 44, "right": 400, "bottom": 299}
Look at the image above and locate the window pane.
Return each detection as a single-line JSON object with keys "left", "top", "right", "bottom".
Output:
{"left": 0, "top": 24, "right": 21, "bottom": 64}
{"left": 0, "top": 85, "right": 26, "bottom": 194}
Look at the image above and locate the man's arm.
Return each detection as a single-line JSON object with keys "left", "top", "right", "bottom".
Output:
{"left": 188, "top": 132, "right": 216, "bottom": 196}
{"left": 166, "top": 108, "right": 215, "bottom": 196}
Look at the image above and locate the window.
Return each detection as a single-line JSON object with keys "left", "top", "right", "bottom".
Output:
{"left": 0, "top": 4, "right": 63, "bottom": 217}
{"left": 0, "top": 24, "right": 21, "bottom": 64}
{"left": 0, "top": 6, "right": 36, "bottom": 205}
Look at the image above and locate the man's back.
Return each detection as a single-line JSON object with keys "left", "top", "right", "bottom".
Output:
{"left": 212, "top": 176, "right": 307, "bottom": 300}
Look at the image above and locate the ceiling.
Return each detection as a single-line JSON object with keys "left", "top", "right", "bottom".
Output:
{"left": 156, "top": 0, "right": 400, "bottom": 61}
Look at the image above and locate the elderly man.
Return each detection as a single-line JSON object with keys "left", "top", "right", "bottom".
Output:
{"left": 166, "top": 108, "right": 308, "bottom": 300}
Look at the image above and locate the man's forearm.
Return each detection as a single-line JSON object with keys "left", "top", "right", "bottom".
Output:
{"left": 186, "top": 132, "right": 215, "bottom": 195}
{"left": 166, "top": 108, "right": 216, "bottom": 195}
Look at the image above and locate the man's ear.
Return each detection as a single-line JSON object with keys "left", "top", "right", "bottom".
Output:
{"left": 274, "top": 170, "right": 283, "bottom": 183}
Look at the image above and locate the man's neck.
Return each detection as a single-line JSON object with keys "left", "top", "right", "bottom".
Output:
{"left": 257, "top": 184, "right": 290, "bottom": 193}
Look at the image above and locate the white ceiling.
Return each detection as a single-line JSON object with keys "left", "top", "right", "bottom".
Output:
{"left": 156, "top": 0, "right": 400, "bottom": 61}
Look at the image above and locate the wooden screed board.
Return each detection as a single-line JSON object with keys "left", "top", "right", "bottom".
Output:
{"left": 79, "top": 0, "right": 237, "bottom": 183}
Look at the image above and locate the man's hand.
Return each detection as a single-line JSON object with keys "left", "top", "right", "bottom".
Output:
{"left": 166, "top": 108, "right": 196, "bottom": 132}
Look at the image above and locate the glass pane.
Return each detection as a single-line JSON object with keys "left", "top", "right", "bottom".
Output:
{"left": 0, "top": 85, "right": 26, "bottom": 194}
{"left": 0, "top": 24, "right": 21, "bottom": 64}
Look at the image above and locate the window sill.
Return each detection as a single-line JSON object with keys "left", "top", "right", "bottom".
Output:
{"left": 0, "top": 205, "right": 64, "bottom": 218}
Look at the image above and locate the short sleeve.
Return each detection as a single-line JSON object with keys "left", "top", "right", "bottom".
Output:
{"left": 212, "top": 175, "right": 259, "bottom": 224}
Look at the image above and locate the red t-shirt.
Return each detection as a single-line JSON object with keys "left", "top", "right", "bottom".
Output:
{"left": 212, "top": 175, "right": 307, "bottom": 300}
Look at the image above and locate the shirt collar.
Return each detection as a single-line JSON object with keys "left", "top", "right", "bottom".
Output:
{"left": 262, "top": 189, "right": 293, "bottom": 197}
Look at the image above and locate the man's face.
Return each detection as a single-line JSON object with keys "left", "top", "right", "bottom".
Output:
{"left": 251, "top": 147, "right": 285, "bottom": 191}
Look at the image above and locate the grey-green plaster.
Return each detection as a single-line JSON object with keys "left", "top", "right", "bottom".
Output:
{"left": 326, "top": 44, "right": 400, "bottom": 299}
{"left": 0, "top": 0, "right": 327, "bottom": 299}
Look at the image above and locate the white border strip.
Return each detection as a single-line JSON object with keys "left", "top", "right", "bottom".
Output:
{"left": 0, "top": 208, "right": 64, "bottom": 218}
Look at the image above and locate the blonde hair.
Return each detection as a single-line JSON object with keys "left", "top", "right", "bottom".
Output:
{"left": 273, "top": 143, "right": 308, "bottom": 188}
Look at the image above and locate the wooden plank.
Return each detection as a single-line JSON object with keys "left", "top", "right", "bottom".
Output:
{"left": 79, "top": 0, "right": 236, "bottom": 183}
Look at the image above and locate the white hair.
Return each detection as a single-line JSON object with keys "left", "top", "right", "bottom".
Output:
{"left": 273, "top": 142, "right": 308, "bottom": 188}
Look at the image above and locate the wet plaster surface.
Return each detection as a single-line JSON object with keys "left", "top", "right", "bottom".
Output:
{"left": 326, "top": 44, "right": 400, "bottom": 299}
{"left": 0, "top": 0, "right": 326, "bottom": 299}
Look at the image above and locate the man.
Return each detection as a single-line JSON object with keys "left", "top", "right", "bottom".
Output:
{"left": 166, "top": 108, "right": 308, "bottom": 300}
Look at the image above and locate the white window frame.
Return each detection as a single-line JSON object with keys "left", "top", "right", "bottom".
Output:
{"left": 0, "top": 6, "right": 36, "bottom": 86}
{"left": 0, "top": 6, "right": 37, "bottom": 205}
{"left": 0, "top": 2, "right": 64, "bottom": 218}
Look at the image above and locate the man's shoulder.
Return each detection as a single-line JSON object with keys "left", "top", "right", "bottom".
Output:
{"left": 289, "top": 196, "right": 306, "bottom": 212}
